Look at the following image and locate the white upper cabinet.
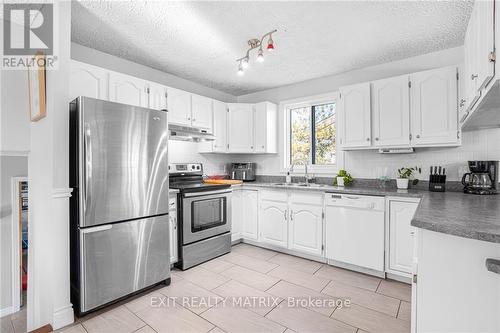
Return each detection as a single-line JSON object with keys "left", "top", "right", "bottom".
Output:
{"left": 475, "top": 0, "right": 495, "bottom": 92}
{"left": 371, "top": 75, "right": 410, "bottom": 147}
{"left": 288, "top": 192, "right": 323, "bottom": 257}
{"left": 241, "top": 190, "right": 259, "bottom": 240}
{"left": 339, "top": 82, "right": 371, "bottom": 148}
{"left": 410, "top": 66, "right": 459, "bottom": 146}
{"left": 148, "top": 82, "right": 167, "bottom": 110}
{"left": 109, "top": 72, "right": 149, "bottom": 108}
{"left": 191, "top": 94, "right": 213, "bottom": 130}
{"left": 463, "top": 6, "right": 481, "bottom": 114}
{"left": 259, "top": 200, "right": 288, "bottom": 248}
{"left": 228, "top": 103, "right": 254, "bottom": 153}
{"left": 167, "top": 87, "right": 192, "bottom": 126}
{"left": 70, "top": 61, "right": 108, "bottom": 101}
{"left": 212, "top": 100, "right": 228, "bottom": 152}
{"left": 254, "top": 102, "right": 278, "bottom": 153}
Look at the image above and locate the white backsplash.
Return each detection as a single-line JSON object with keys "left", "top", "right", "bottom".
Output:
{"left": 168, "top": 140, "right": 235, "bottom": 175}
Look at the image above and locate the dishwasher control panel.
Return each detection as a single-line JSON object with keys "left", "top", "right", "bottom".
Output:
{"left": 325, "top": 193, "right": 385, "bottom": 211}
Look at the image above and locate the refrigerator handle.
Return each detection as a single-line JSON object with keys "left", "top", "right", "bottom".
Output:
{"left": 84, "top": 124, "right": 92, "bottom": 213}
{"left": 81, "top": 224, "right": 113, "bottom": 234}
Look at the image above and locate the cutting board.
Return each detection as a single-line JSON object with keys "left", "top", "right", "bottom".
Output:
{"left": 204, "top": 179, "right": 243, "bottom": 185}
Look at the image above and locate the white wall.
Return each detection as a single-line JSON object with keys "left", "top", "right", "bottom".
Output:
{"left": 233, "top": 46, "right": 500, "bottom": 180}
{"left": 71, "top": 43, "right": 237, "bottom": 103}
{"left": 0, "top": 157, "right": 28, "bottom": 313}
{"left": 0, "top": 70, "right": 30, "bottom": 154}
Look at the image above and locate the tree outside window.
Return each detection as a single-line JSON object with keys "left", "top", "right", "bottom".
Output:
{"left": 290, "top": 102, "right": 336, "bottom": 166}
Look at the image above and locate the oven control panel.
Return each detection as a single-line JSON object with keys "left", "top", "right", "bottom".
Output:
{"left": 169, "top": 163, "right": 203, "bottom": 174}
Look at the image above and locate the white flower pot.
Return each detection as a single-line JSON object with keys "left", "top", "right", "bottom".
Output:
{"left": 396, "top": 178, "right": 409, "bottom": 189}
{"left": 336, "top": 177, "right": 345, "bottom": 187}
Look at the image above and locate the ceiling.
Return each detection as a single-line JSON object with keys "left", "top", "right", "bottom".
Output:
{"left": 71, "top": 1, "right": 473, "bottom": 96}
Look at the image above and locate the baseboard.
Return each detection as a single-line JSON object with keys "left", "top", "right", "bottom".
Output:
{"left": 52, "top": 304, "right": 74, "bottom": 330}
{"left": 0, "top": 306, "right": 15, "bottom": 318}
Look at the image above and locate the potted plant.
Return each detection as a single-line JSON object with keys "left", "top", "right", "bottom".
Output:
{"left": 334, "top": 169, "right": 353, "bottom": 187}
{"left": 397, "top": 166, "right": 421, "bottom": 189}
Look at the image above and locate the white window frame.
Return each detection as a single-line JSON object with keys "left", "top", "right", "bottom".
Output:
{"left": 280, "top": 92, "right": 344, "bottom": 175}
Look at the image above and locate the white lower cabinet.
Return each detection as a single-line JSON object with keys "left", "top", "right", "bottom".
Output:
{"left": 231, "top": 189, "right": 258, "bottom": 241}
{"left": 259, "top": 200, "right": 288, "bottom": 248}
{"left": 241, "top": 190, "right": 259, "bottom": 240}
{"left": 288, "top": 192, "right": 323, "bottom": 256}
{"left": 386, "top": 198, "right": 419, "bottom": 276}
{"left": 231, "top": 189, "right": 243, "bottom": 241}
{"left": 168, "top": 196, "right": 178, "bottom": 264}
{"left": 414, "top": 229, "right": 500, "bottom": 333}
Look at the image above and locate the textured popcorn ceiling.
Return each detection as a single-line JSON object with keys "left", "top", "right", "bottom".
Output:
{"left": 71, "top": 1, "right": 473, "bottom": 96}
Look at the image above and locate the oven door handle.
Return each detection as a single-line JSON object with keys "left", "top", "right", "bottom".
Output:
{"left": 183, "top": 189, "right": 233, "bottom": 198}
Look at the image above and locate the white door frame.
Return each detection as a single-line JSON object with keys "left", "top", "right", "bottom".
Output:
{"left": 11, "top": 176, "right": 27, "bottom": 314}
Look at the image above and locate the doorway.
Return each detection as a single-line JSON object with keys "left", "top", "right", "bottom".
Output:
{"left": 7, "top": 177, "right": 28, "bottom": 331}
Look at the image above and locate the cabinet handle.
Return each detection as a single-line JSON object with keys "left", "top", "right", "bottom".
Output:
{"left": 261, "top": 145, "right": 265, "bottom": 148}
{"left": 416, "top": 134, "right": 420, "bottom": 138}
{"left": 251, "top": 146, "right": 254, "bottom": 149}
{"left": 192, "top": 118, "right": 196, "bottom": 122}
{"left": 471, "top": 74, "right": 478, "bottom": 80}
{"left": 375, "top": 137, "right": 379, "bottom": 141}
{"left": 366, "top": 138, "right": 370, "bottom": 141}
{"left": 284, "top": 210, "right": 287, "bottom": 221}
{"left": 460, "top": 99, "right": 466, "bottom": 107}
{"left": 290, "top": 210, "right": 293, "bottom": 221}
{"left": 486, "top": 258, "right": 500, "bottom": 274}
{"left": 187, "top": 117, "right": 191, "bottom": 120}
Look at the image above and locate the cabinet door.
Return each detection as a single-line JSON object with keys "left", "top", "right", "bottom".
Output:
{"left": 476, "top": 0, "right": 495, "bottom": 91}
{"left": 213, "top": 100, "right": 228, "bottom": 152}
{"left": 169, "top": 211, "right": 178, "bottom": 264}
{"left": 70, "top": 61, "right": 108, "bottom": 101}
{"left": 410, "top": 66, "right": 458, "bottom": 146}
{"left": 241, "top": 190, "right": 258, "bottom": 240}
{"left": 339, "top": 82, "right": 371, "bottom": 148}
{"left": 167, "top": 88, "right": 192, "bottom": 126}
{"left": 191, "top": 94, "right": 213, "bottom": 131}
{"left": 289, "top": 203, "right": 322, "bottom": 256}
{"left": 371, "top": 75, "right": 410, "bottom": 147}
{"left": 148, "top": 82, "right": 167, "bottom": 111}
{"left": 254, "top": 102, "right": 268, "bottom": 153}
{"left": 228, "top": 103, "right": 254, "bottom": 153}
{"left": 109, "top": 72, "right": 148, "bottom": 108}
{"left": 231, "top": 190, "right": 243, "bottom": 241}
{"left": 388, "top": 200, "right": 418, "bottom": 275}
{"left": 259, "top": 200, "right": 288, "bottom": 248}
{"left": 463, "top": 6, "right": 480, "bottom": 114}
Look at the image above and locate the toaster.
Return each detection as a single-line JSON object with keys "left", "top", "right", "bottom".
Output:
{"left": 230, "top": 163, "right": 256, "bottom": 181}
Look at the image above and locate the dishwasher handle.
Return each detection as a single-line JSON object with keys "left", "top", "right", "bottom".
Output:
{"left": 325, "top": 193, "right": 385, "bottom": 211}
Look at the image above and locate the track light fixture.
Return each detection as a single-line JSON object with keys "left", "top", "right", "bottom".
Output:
{"left": 236, "top": 29, "right": 277, "bottom": 75}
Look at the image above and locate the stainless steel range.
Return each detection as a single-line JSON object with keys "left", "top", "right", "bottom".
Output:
{"left": 169, "top": 163, "right": 232, "bottom": 270}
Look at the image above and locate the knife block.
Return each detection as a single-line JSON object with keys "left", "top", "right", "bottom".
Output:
{"left": 429, "top": 175, "right": 446, "bottom": 192}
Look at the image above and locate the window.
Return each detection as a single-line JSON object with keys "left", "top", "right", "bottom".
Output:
{"left": 289, "top": 102, "right": 336, "bottom": 166}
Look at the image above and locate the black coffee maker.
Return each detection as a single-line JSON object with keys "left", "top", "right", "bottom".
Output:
{"left": 462, "top": 161, "right": 499, "bottom": 195}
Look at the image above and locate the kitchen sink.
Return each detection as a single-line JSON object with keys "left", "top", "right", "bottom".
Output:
{"left": 271, "top": 182, "right": 328, "bottom": 188}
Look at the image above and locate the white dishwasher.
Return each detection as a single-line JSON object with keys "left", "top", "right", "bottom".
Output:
{"left": 325, "top": 193, "right": 385, "bottom": 272}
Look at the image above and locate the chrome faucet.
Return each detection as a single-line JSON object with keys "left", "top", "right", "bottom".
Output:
{"left": 304, "top": 163, "right": 309, "bottom": 184}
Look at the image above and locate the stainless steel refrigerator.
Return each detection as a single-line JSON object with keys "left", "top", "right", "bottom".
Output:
{"left": 69, "top": 97, "right": 170, "bottom": 315}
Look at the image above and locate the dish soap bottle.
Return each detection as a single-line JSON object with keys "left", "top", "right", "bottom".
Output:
{"left": 286, "top": 171, "right": 292, "bottom": 184}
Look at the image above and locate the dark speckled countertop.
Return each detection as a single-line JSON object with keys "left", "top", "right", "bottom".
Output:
{"left": 236, "top": 182, "right": 500, "bottom": 244}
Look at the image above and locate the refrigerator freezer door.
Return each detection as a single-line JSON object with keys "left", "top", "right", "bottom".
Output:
{"left": 80, "top": 97, "right": 169, "bottom": 227}
{"left": 80, "top": 215, "right": 170, "bottom": 312}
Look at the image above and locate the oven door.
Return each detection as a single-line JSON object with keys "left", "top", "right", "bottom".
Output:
{"left": 182, "top": 189, "right": 232, "bottom": 245}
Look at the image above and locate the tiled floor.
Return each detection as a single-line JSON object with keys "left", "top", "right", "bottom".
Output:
{"left": 54, "top": 243, "right": 411, "bottom": 333}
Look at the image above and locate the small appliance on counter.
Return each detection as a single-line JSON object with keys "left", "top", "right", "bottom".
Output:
{"left": 429, "top": 166, "right": 446, "bottom": 192}
{"left": 229, "top": 162, "right": 256, "bottom": 182}
{"left": 462, "top": 160, "right": 499, "bottom": 195}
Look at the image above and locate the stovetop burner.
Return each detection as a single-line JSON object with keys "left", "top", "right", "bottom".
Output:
{"left": 169, "top": 163, "right": 230, "bottom": 193}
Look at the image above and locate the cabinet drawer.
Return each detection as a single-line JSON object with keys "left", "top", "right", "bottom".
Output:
{"left": 290, "top": 191, "right": 323, "bottom": 206}
{"left": 260, "top": 189, "right": 287, "bottom": 202}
